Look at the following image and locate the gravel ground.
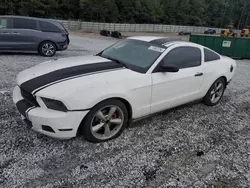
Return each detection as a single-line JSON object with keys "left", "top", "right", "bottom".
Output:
{"left": 0, "top": 35, "right": 250, "bottom": 188}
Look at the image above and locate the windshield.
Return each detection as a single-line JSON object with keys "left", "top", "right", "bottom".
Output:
{"left": 99, "top": 39, "right": 166, "bottom": 73}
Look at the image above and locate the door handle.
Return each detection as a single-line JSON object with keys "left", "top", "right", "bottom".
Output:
{"left": 12, "top": 32, "right": 20, "bottom": 35}
{"left": 195, "top": 73, "right": 204, "bottom": 77}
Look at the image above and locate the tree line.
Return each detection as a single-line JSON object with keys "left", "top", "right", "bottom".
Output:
{"left": 0, "top": 0, "right": 249, "bottom": 28}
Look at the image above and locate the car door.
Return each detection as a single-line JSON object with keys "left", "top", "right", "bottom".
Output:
{"left": 150, "top": 45, "right": 204, "bottom": 114}
{"left": 10, "top": 17, "right": 41, "bottom": 50}
{"left": 0, "top": 17, "right": 12, "bottom": 49}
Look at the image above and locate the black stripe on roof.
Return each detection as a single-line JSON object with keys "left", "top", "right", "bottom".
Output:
{"left": 150, "top": 38, "right": 183, "bottom": 46}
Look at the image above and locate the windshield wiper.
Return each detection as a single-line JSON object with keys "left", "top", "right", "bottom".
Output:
{"left": 96, "top": 51, "right": 103, "bottom": 56}
{"left": 96, "top": 54, "right": 129, "bottom": 69}
{"left": 105, "top": 57, "right": 129, "bottom": 69}
{"left": 113, "top": 60, "right": 129, "bottom": 69}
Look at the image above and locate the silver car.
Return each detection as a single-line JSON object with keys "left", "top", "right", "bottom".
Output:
{"left": 0, "top": 15, "right": 69, "bottom": 57}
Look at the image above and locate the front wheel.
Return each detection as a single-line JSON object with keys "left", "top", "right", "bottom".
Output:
{"left": 80, "top": 99, "right": 128, "bottom": 143}
{"left": 203, "top": 78, "right": 226, "bottom": 106}
{"left": 39, "top": 41, "right": 57, "bottom": 57}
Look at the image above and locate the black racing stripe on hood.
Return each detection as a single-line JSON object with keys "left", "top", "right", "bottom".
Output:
{"left": 20, "top": 61, "right": 123, "bottom": 93}
{"left": 16, "top": 99, "right": 34, "bottom": 117}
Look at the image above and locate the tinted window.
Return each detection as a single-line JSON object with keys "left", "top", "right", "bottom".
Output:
{"left": 163, "top": 47, "right": 201, "bottom": 68}
{"left": 204, "top": 48, "right": 220, "bottom": 62}
{"left": 39, "top": 21, "right": 61, "bottom": 32}
{"left": 13, "top": 18, "right": 37, "bottom": 30}
{"left": 0, "top": 18, "right": 8, "bottom": 29}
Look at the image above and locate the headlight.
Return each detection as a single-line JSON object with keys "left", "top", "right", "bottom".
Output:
{"left": 41, "top": 97, "right": 68, "bottom": 112}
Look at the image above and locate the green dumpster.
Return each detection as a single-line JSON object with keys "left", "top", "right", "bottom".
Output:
{"left": 189, "top": 34, "right": 250, "bottom": 58}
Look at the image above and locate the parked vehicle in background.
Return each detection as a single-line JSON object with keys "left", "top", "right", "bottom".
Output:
{"left": 241, "top": 29, "right": 249, "bottom": 37}
{"left": 178, "top": 31, "right": 191, "bottom": 35}
{"left": 204, "top": 28, "right": 216, "bottom": 34}
{"left": 220, "top": 29, "right": 238, "bottom": 37}
{"left": 0, "top": 15, "right": 69, "bottom": 57}
{"left": 100, "top": 30, "right": 111, "bottom": 37}
{"left": 221, "top": 26, "right": 238, "bottom": 37}
{"left": 100, "top": 30, "right": 122, "bottom": 38}
{"left": 111, "top": 31, "right": 122, "bottom": 38}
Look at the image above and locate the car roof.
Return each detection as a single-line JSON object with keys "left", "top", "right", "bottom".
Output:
{"left": 0, "top": 15, "right": 58, "bottom": 23}
{"left": 127, "top": 36, "right": 203, "bottom": 48}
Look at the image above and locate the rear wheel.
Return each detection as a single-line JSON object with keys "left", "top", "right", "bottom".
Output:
{"left": 80, "top": 99, "right": 128, "bottom": 143}
{"left": 203, "top": 78, "right": 226, "bottom": 106}
{"left": 39, "top": 41, "right": 56, "bottom": 57}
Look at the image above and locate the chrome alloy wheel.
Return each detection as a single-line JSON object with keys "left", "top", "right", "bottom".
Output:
{"left": 90, "top": 105, "right": 124, "bottom": 140}
{"left": 42, "top": 43, "right": 55, "bottom": 56}
{"left": 210, "top": 80, "right": 224, "bottom": 104}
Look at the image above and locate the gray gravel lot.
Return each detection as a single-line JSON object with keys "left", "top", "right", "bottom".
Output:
{"left": 0, "top": 35, "right": 250, "bottom": 188}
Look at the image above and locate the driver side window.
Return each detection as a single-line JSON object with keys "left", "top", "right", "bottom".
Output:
{"left": 163, "top": 46, "right": 201, "bottom": 69}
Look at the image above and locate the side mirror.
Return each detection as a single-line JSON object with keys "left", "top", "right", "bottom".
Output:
{"left": 159, "top": 64, "right": 179, "bottom": 73}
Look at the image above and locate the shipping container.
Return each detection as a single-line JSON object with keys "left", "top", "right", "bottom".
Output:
{"left": 189, "top": 34, "right": 250, "bottom": 58}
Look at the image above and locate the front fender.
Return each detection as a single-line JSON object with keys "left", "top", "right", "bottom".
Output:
{"left": 54, "top": 84, "right": 135, "bottom": 112}
{"left": 36, "top": 69, "right": 152, "bottom": 119}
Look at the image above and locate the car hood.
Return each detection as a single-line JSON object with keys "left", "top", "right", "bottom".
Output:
{"left": 17, "top": 55, "right": 125, "bottom": 94}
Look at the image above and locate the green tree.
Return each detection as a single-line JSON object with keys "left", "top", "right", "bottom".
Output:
{"left": 80, "top": 0, "right": 119, "bottom": 22}
{"left": 175, "top": 0, "right": 191, "bottom": 25}
{"left": 0, "top": 0, "right": 249, "bottom": 28}
{"left": 161, "top": 0, "right": 178, "bottom": 24}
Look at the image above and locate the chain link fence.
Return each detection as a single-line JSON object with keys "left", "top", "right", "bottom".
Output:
{"left": 58, "top": 20, "right": 223, "bottom": 34}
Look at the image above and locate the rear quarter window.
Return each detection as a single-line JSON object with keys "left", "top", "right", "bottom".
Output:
{"left": 39, "top": 21, "right": 62, "bottom": 33}
{"left": 204, "top": 48, "right": 220, "bottom": 62}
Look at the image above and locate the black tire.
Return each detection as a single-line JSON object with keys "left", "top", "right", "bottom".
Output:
{"left": 39, "top": 41, "right": 57, "bottom": 57}
{"left": 80, "top": 99, "right": 128, "bottom": 143}
{"left": 203, "top": 78, "right": 226, "bottom": 106}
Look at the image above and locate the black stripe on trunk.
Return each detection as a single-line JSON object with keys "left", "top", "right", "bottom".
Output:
{"left": 20, "top": 61, "right": 123, "bottom": 93}
{"left": 16, "top": 100, "right": 34, "bottom": 117}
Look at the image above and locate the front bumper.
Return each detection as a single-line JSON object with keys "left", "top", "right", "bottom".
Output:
{"left": 13, "top": 86, "right": 89, "bottom": 139}
{"left": 56, "top": 41, "right": 69, "bottom": 51}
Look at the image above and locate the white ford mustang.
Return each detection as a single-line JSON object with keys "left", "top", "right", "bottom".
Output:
{"left": 13, "top": 36, "right": 236, "bottom": 142}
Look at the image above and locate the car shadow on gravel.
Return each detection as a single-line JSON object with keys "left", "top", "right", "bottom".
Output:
{"left": 130, "top": 100, "right": 201, "bottom": 128}
{"left": 0, "top": 52, "right": 39, "bottom": 56}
